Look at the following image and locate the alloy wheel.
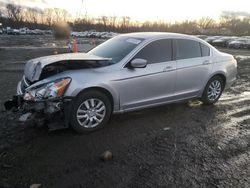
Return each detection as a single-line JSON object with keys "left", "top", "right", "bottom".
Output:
{"left": 207, "top": 80, "right": 222, "bottom": 101}
{"left": 76, "top": 98, "right": 106, "bottom": 128}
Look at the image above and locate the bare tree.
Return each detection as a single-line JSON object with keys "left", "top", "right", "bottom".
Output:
{"left": 61, "top": 9, "right": 70, "bottom": 22}
{"left": 101, "top": 16, "right": 108, "bottom": 30}
{"left": 25, "top": 8, "right": 39, "bottom": 24}
{"left": 6, "top": 3, "right": 23, "bottom": 25}
{"left": 220, "top": 11, "right": 241, "bottom": 34}
{"left": 53, "top": 8, "right": 70, "bottom": 24}
{"left": 197, "top": 17, "right": 215, "bottom": 29}
{"left": 121, "top": 16, "right": 131, "bottom": 28}
{"left": 110, "top": 16, "right": 117, "bottom": 29}
{"left": 1, "top": 4, "right": 250, "bottom": 36}
{"left": 54, "top": 8, "right": 61, "bottom": 23}
{"left": 44, "top": 8, "right": 54, "bottom": 26}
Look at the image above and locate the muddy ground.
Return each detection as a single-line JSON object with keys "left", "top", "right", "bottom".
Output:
{"left": 0, "top": 35, "right": 250, "bottom": 188}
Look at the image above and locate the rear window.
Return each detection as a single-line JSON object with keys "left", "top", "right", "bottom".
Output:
{"left": 176, "top": 39, "right": 201, "bottom": 60}
{"left": 200, "top": 43, "right": 210, "bottom": 57}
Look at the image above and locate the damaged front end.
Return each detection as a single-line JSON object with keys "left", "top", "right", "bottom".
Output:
{"left": 4, "top": 53, "right": 111, "bottom": 130}
{"left": 4, "top": 77, "right": 73, "bottom": 130}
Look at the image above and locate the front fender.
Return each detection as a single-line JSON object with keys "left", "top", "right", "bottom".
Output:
{"left": 65, "top": 81, "right": 120, "bottom": 113}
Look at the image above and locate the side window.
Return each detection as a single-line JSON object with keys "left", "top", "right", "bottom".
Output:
{"left": 176, "top": 39, "right": 201, "bottom": 60}
{"left": 200, "top": 43, "right": 210, "bottom": 57}
{"left": 133, "top": 39, "right": 172, "bottom": 64}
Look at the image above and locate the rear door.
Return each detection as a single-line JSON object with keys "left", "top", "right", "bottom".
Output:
{"left": 175, "top": 39, "right": 212, "bottom": 98}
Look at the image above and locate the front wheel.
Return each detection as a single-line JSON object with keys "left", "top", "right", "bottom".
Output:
{"left": 70, "top": 90, "right": 112, "bottom": 133}
{"left": 201, "top": 76, "right": 224, "bottom": 105}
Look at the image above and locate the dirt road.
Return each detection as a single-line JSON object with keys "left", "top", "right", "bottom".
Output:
{"left": 0, "top": 36, "right": 249, "bottom": 187}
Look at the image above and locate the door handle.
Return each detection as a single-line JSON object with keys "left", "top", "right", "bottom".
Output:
{"left": 163, "top": 66, "right": 174, "bottom": 72}
{"left": 203, "top": 60, "right": 212, "bottom": 65}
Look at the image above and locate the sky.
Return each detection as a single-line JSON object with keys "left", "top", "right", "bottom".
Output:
{"left": 1, "top": 0, "right": 250, "bottom": 22}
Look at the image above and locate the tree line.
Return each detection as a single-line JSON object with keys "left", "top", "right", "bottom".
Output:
{"left": 1, "top": 3, "right": 250, "bottom": 36}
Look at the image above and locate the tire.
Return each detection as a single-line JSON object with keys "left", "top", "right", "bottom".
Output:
{"left": 70, "top": 90, "right": 112, "bottom": 133}
{"left": 201, "top": 76, "right": 224, "bottom": 105}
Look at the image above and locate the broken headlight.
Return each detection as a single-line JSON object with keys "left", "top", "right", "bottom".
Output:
{"left": 23, "top": 78, "right": 71, "bottom": 101}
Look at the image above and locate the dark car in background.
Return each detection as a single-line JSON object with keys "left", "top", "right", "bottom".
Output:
{"left": 228, "top": 39, "right": 250, "bottom": 49}
{"left": 212, "top": 37, "right": 239, "bottom": 47}
{"left": 204, "top": 36, "right": 221, "bottom": 44}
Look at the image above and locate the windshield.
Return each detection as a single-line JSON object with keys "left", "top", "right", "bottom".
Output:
{"left": 88, "top": 36, "right": 144, "bottom": 64}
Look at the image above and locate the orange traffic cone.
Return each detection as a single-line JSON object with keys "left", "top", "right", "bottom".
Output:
{"left": 72, "top": 38, "right": 78, "bottom": 53}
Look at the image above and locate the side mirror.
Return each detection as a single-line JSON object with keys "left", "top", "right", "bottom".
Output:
{"left": 129, "top": 58, "right": 147, "bottom": 68}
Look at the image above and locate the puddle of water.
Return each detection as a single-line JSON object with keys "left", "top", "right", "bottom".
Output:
{"left": 243, "top": 91, "right": 250, "bottom": 96}
{"left": 235, "top": 55, "right": 250, "bottom": 62}
{"left": 163, "top": 127, "right": 171, "bottom": 131}
{"left": 227, "top": 106, "right": 250, "bottom": 116}
{"left": 210, "top": 90, "right": 250, "bottom": 149}
{"left": 187, "top": 100, "right": 202, "bottom": 107}
{"left": 219, "top": 92, "right": 250, "bottom": 105}
{"left": 219, "top": 98, "right": 250, "bottom": 105}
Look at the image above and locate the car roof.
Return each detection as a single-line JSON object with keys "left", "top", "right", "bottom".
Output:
{"left": 119, "top": 32, "right": 199, "bottom": 41}
{"left": 118, "top": 32, "right": 219, "bottom": 55}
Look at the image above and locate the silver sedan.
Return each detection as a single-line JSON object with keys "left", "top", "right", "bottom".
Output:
{"left": 5, "top": 32, "right": 237, "bottom": 133}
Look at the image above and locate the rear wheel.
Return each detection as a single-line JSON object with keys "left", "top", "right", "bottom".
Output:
{"left": 70, "top": 90, "right": 112, "bottom": 133}
{"left": 201, "top": 76, "right": 224, "bottom": 105}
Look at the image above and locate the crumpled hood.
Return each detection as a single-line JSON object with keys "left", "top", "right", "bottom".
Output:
{"left": 24, "top": 53, "right": 110, "bottom": 82}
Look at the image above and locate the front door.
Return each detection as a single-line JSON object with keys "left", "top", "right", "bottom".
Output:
{"left": 114, "top": 39, "right": 177, "bottom": 111}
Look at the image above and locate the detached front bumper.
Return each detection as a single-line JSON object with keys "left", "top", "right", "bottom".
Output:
{"left": 4, "top": 95, "right": 23, "bottom": 110}
{"left": 4, "top": 95, "right": 74, "bottom": 130}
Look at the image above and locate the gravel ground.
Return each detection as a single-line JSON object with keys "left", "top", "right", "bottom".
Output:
{"left": 0, "top": 35, "right": 249, "bottom": 188}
